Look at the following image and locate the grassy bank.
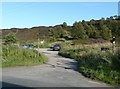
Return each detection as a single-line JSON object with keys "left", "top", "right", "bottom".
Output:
{"left": 2, "top": 45, "right": 48, "bottom": 67}
{"left": 59, "top": 45, "right": 120, "bottom": 85}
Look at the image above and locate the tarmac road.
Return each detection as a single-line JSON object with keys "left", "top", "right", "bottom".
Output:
{"left": 1, "top": 48, "right": 111, "bottom": 88}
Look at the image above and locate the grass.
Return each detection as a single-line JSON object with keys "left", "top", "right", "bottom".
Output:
{"left": 2, "top": 45, "right": 48, "bottom": 67}
{"left": 0, "top": 41, "right": 2, "bottom": 67}
{"left": 78, "top": 51, "right": 120, "bottom": 85}
{"left": 59, "top": 43, "right": 120, "bottom": 85}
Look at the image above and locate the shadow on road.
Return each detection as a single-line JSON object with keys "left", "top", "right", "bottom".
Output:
{"left": 47, "top": 48, "right": 53, "bottom": 51}
{"left": 64, "top": 62, "right": 78, "bottom": 71}
{"left": 47, "top": 48, "right": 60, "bottom": 52}
{"left": 1, "top": 82, "right": 33, "bottom": 89}
{"left": 44, "top": 62, "right": 78, "bottom": 71}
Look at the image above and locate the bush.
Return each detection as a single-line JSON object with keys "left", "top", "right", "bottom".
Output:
{"left": 59, "top": 47, "right": 120, "bottom": 85}
{"left": 3, "top": 34, "right": 18, "bottom": 45}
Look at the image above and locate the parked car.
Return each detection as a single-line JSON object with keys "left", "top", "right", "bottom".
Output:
{"left": 20, "top": 44, "right": 34, "bottom": 48}
{"left": 53, "top": 44, "right": 61, "bottom": 51}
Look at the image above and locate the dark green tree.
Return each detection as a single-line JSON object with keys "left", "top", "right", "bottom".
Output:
{"left": 100, "top": 25, "right": 112, "bottom": 40}
{"left": 62, "top": 22, "right": 67, "bottom": 29}
{"left": 71, "top": 21, "right": 88, "bottom": 39}
{"left": 73, "top": 21, "right": 84, "bottom": 30}
{"left": 90, "top": 25, "right": 100, "bottom": 39}
{"left": 99, "top": 19, "right": 105, "bottom": 27}
{"left": 4, "top": 33, "right": 18, "bottom": 45}
{"left": 89, "top": 19, "right": 95, "bottom": 25}
{"left": 50, "top": 25, "right": 67, "bottom": 39}
{"left": 83, "top": 22, "right": 92, "bottom": 37}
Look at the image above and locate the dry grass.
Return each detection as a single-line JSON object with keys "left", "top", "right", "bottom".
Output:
{"left": 62, "top": 42, "right": 113, "bottom": 50}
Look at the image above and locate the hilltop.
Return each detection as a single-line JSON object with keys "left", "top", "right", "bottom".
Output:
{"left": 2, "top": 15, "right": 120, "bottom": 45}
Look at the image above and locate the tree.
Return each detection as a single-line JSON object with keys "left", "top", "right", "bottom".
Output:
{"left": 90, "top": 25, "right": 100, "bottom": 39}
{"left": 83, "top": 21, "right": 99, "bottom": 39}
{"left": 71, "top": 21, "right": 88, "bottom": 39}
{"left": 73, "top": 21, "right": 84, "bottom": 30}
{"left": 62, "top": 22, "right": 67, "bottom": 29}
{"left": 113, "top": 15, "right": 118, "bottom": 19}
{"left": 109, "top": 16, "right": 114, "bottom": 20}
{"left": 4, "top": 33, "right": 18, "bottom": 45}
{"left": 99, "top": 19, "right": 105, "bottom": 26}
{"left": 100, "top": 25, "right": 112, "bottom": 40}
{"left": 50, "top": 26, "right": 66, "bottom": 38}
{"left": 90, "top": 19, "right": 95, "bottom": 25}
{"left": 83, "top": 22, "right": 92, "bottom": 37}
{"left": 101, "top": 17, "right": 105, "bottom": 20}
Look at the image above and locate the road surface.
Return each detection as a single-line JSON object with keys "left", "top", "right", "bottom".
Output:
{"left": 2, "top": 48, "right": 111, "bottom": 88}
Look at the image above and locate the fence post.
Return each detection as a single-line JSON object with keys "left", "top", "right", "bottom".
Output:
{"left": 112, "top": 36, "right": 115, "bottom": 54}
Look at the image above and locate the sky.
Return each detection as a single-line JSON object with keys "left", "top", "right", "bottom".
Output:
{"left": 1, "top": 2, "right": 118, "bottom": 29}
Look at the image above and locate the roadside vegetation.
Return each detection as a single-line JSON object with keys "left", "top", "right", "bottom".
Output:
{"left": 59, "top": 44, "right": 120, "bottom": 85}
{"left": 2, "top": 45, "right": 48, "bottom": 67}
{"left": 2, "top": 34, "right": 48, "bottom": 67}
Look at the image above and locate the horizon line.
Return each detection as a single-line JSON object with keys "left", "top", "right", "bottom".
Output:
{"left": 1, "top": 15, "right": 118, "bottom": 29}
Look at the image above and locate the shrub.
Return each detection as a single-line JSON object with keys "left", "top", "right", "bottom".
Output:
{"left": 3, "top": 34, "right": 18, "bottom": 45}
{"left": 59, "top": 47, "right": 120, "bottom": 85}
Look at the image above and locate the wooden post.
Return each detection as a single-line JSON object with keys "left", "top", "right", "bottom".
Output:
{"left": 37, "top": 33, "right": 40, "bottom": 55}
{"left": 112, "top": 36, "right": 115, "bottom": 54}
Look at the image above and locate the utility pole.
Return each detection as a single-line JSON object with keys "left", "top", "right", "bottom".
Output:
{"left": 37, "top": 33, "right": 40, "bottom": 55}
{"left": 38, "top": 38, "right": 39, "bottom": 50}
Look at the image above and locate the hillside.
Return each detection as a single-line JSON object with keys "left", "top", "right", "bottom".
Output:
{"left": 2, "top": 15, "right": 120, "bottom": 44}
{"left": 2, "top": 26, "right": 51, "bottom": 43}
